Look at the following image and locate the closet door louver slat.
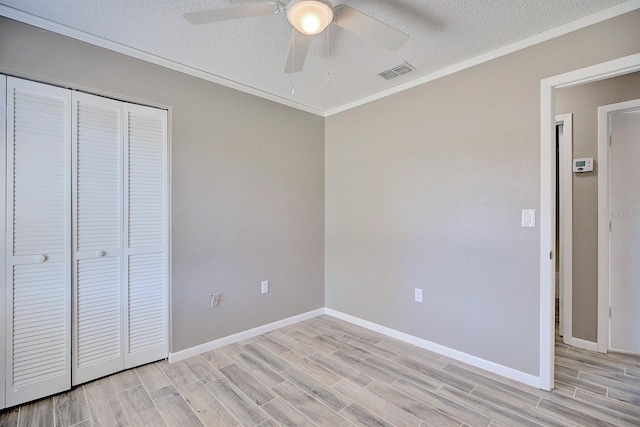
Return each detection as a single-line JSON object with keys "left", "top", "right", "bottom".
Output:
{"left": 5, "top": 78, "right": 71, "bottom": 407}
{"left": 72, "top": 93, "right": 124, "bottom": 385}
{"left": 124, "top": 106, "right": 168, "bottom": 368}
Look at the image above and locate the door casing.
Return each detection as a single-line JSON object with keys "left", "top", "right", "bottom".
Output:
{"left": 540, "top": 52, "right": 640, "bottom": 391}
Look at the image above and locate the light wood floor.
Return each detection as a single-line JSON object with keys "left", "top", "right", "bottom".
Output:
{"left": 1, "top": 314, "right": 639, "bottom": 426}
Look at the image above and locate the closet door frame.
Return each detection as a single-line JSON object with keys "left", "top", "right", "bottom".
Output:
{"left": 0, "top": 74, "right": 6, "bottom": 409}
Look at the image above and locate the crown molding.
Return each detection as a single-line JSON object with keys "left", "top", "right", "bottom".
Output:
{"left": 0, "top": 5, "right": 326, "bottom": 117}
{"left": 324, "top": 0, "right": 640, "bottom": 116}
{"left": 2, "top": 1, "right": 639, "bottom": 118}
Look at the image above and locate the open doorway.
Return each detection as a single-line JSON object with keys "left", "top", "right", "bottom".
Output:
{"left": 554, "top": 72, "right": 640, "bottom": 358}
{"left": 555, "top": 114, "right": 573, "bottom": 343}
{"left": 539, "top": 53, "right": 640, "bottom": 391}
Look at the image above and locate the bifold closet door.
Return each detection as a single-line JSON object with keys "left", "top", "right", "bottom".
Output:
{"left": 73, "top": 95, "right": 169, "bottom": 382}
{"left": 5, "top": 77, "right": 72, "bottom": 407}
{"left": 124, "top": 105, "right": 169, "bottom": 368}
{"left": 3, "top": 77, "right": 168, "bottom": 403}
{"left": 72, "top": 92, "right": 124, "bottom": 385}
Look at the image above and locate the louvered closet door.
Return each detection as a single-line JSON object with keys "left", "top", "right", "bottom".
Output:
{"left": 5, "top": 77, "right": 72, "bottom": 407}
{"left": 124, "top": 105, "right": 168, "bottom": 368}
{"left": 72, "top": 92, "right": 124, "bottom": 385}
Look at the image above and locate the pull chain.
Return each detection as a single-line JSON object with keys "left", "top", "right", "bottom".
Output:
{"left": 291, "top": 28, "right": 296, "bottom": 95}
{"left": 326, "top": 26, "right": 331, "bottom": 83}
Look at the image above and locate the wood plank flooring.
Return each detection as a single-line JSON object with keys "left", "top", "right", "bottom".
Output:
{"left": 1, "top": 313, "right": 639, "bottom": 426}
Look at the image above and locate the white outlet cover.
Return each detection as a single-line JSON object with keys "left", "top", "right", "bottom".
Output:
{"left": 414, "top": 288, "right": 423, "bottom": 303}
{"left": 261, "top": 280, "right": 269, "bottom": 294}
{"left": 211, "top": 293, "right": 221, "bottom": 307}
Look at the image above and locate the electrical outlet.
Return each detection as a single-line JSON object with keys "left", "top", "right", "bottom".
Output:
{"left": 261, "top": 280, "right": 269, "bottom": 294}
{"left": 210, "top": 293, "right": 221, "bottom": 308}
{"left": 414, "top": 288, "right": 423, "bottom": 303}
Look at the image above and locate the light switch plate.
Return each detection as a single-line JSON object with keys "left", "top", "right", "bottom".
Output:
{"left": 521, "top": 209, "right": 536, "bottom": 227}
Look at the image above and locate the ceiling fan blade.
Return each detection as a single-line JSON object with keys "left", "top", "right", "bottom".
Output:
{"left": 333, "top": 5, "right": 409, "bottom": 51}
{"left": 184, "top": 1, "right": 284, "bottom": 25}
{"left": 284, "top": 29, "right": 312, "bottom": 73}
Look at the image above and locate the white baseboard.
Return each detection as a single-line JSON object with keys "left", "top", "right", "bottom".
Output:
{"left": 564, "top": 336, "right": 598, "bottom": 352}
{"left": 168, "top": 308, "right": 324, "bottom": 363}
{"left": 324, "top": 308, "right": 545, "bottom": 389}
{"left": 169, "top": 306, "right": 546, "bottom": 389}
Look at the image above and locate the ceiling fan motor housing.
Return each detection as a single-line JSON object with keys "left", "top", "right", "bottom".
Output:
{"left": 286, "top": 0, "right": 334, "bottom": 35}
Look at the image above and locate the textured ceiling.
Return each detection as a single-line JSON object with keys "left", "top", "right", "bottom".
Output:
{"left": 0, "top": 0, "right": 632, "bottom": 113}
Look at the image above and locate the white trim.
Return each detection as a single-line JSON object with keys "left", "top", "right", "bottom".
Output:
{"left": 1, "top": 2, "right": 639, "bottom": 117}
{"left": 540, "top": 52, "right": 640, "bottom": 390}
{"left": 597, "top": 98, "right": 640, "bottom": 354}
{"left": 564, "top": 336, "right": 598, "bottom": 352}
{"left": 540, "top": 82, "right": 556, "bottom": 391}
{"left": 171, "top": 304, "right": 546, "bottom": 387}
{"left": 166, "top": 107, "right": 174, "bottom": 363}
{"left": 168, "top": 308, "right": 325, "bottom": 363}
{"left": 0, "top": 5, "right": 325, "bottom": 118}
{"left": 597, "top": 103, "right": 611, "bottom": 354}
{"left": 324, "top": 0, "right": 640, "bottom": 116}
{"left": 325, "top": 309, "right": 544, "bottom": 388}
{"left": 556, "top": 114, "right": 573, "bottom": 344}
{"left": 0, "top": 74, "right": 6, "bottom": 409}
{"left": 169, "top": 305, "right": 548, "bottom": 389}
{"left": 609, "top": 348, "right": 640, "bottom": 357}
{"left": 542, "top": 54, "right": 640, "bottom": 91}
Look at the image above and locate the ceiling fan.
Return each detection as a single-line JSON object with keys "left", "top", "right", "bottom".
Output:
{"left": 183, "top": 0, "right": 409, "bottom": 73}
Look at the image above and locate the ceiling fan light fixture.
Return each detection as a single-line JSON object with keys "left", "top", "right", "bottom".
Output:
{"left": 287, "top": 0, "right": 333, "bottom": 36}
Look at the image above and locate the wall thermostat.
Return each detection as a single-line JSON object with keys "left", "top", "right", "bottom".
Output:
{"left": 573, "top": 158, "right": 593, "bottom": 173}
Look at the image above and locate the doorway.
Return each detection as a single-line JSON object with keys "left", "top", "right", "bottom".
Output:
{"left": 539, "top": 52, "right": 640, "bottom": 391}
{"left": 555, "top": 114, "right": 573, "bottom": 342}
{"left": 597, "top": 99, "right": 640, "bottom": 355}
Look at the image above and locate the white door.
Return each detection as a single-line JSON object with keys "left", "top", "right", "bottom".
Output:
{"left": 73, "top": 94, "right": 169, "bottom": 381}
{"left": 72, "top": 92, "right": 124, "bottom": 385}
{"left": 5, "top": 77, "right": 72, "bottom": 406}
{"left": 609, "top": 106, "right": 640, "bottom": 354}
{"left": 123, "top": 105, "right": 169, "bottom": 368}
{"left": 2, "top": 77, "right": 168, "bottom": 403}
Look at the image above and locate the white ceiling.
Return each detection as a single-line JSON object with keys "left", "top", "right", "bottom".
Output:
{"left": 0, "top": 0, "right": 633, "bottom": 114}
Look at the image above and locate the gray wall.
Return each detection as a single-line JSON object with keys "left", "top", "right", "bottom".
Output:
{"left": 3, "top": 8, "right": 640, "bottom": 377}
{"left": 556, "top": 72, "right": 640, "bottom": 342}
{"left": 0, "top": 17, "right": 325, "bottom": 353}
{"left": 325, "top": 10, "right": 640, "bottom": 376}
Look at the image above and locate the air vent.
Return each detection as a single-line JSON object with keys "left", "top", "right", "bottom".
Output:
{"left": 378, "top": 62, "right": 416, "bottom": 80}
